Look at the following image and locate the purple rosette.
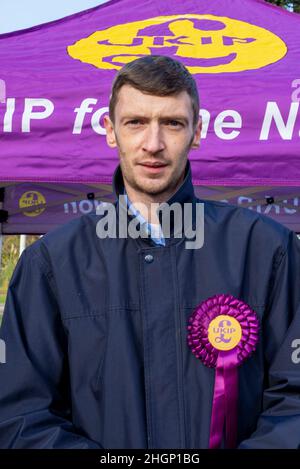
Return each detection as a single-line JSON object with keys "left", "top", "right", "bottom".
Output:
{"left": 187, "top": 294, "right": 259, "bottom": 449}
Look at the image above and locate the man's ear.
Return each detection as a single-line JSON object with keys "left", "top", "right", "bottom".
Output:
{"left": 191, "top": 117, "right": 202, "bottom": 149}
{"left": 104, "top": 115, "right": 117, "bottom": 148}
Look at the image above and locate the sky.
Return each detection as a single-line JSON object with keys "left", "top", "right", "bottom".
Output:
{"left": 0, "top": 0, "right": 109, "bottom": 34}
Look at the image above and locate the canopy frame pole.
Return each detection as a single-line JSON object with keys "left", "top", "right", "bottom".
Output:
{"left": 0, "top": 225, "right": 2, "bottom": 274}
{"left": 0, "top": 191, "right": 3, "bottom": 273}
{"left": 19, "top": 235, "right": 26, "bottom": 258}
{"left": 0, "top": 188, "right": 8, "bottom": 275}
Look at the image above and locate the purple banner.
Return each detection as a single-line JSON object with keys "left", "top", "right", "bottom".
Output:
{"left": 2, "top": 183, "right": 300, "bottom": 234}
{"left": 0, "top": 0, "right": 300, "bottom": 186}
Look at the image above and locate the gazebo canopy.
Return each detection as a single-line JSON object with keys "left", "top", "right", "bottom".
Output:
{"left": 0, "top": 0, "right": 299, "bottom": 233}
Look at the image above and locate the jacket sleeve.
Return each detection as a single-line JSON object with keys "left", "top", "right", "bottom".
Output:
{"left": 239, "top": 231, "right": 300, "bottom": 449}
{"left": 0, "top": 245, "right": 101, "bottom": 448}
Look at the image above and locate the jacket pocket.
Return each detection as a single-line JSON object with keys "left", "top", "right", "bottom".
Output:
{"left": 62, "top": 312, "right": 108, "bottom": 395}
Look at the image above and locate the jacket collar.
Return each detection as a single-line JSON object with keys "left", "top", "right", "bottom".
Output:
{"left": 112, "top": 160, "right": 198, "bottom": 246}
{"left": 112, "top": 159, "right": 196, "bottom": 207}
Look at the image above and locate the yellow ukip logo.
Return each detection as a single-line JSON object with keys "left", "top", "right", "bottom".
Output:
{"left": 208, "top": 315, "right": 242, "bottom": 351}
{"left": 19, "top": 191, "right": 46, "bottom": 217}
{"left": 67, "top": 14, "right": 287, "bottom": 74}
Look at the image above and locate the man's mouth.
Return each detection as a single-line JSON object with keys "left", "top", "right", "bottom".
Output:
{"left": 138, "top": 162, "right": 168, "bottom": 174}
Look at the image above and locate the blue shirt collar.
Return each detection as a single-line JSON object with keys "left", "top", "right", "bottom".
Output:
{"left": 123, "top": 189, "right": 165, "bottom": 246}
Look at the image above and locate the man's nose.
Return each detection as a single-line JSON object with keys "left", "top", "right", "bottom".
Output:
{"left": 142, "top": 124, "right": 165, "bottom": 154}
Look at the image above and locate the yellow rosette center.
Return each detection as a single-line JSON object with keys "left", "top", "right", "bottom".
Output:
{"left": 208, "top": 315, "right": 242, "bottom": 351}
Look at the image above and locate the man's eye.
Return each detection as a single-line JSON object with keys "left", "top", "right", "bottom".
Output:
{"left": 166, "top": 120, "right": 182, "bottom": 127}
{"left": 126, "top": 120, "right": 143, "bottom": 126}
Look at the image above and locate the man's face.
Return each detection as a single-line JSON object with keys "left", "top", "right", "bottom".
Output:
{"left": 104, "top": 84, "right": 201, "bottom": 201}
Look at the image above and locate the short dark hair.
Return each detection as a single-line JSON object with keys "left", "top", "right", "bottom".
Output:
{"left": 109, "top": 55, "right": 200, "bottom": 128}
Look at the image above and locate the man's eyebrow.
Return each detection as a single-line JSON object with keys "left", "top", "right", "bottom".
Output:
{"left": 159, "top": 115, "right": 189, "bottom": 124}
{"left": 120, "top": 115, "right": 146, "bottom": 123}
{"left": 120, "top": 115, "right": 190, "bottom": 124}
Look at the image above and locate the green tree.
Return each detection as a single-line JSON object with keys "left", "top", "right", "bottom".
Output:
{"left": 0, "top": 235, "right": 39, "bottom": 302}
{"left": 0, "top": 236, "right": 19, "bottom": 295}
{"left": 266, "top": 0, "right": 300, "bottom": 13}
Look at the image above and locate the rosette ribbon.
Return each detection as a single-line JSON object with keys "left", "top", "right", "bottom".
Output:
{"left": 187, "top": 294, "right": 259, "bottom": 449}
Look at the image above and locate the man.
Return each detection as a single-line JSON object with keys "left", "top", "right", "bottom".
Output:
{"left": 1, "top": 55, "right": 300, "bottom": 449}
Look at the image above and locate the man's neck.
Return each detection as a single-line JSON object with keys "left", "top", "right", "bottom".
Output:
{"left": 123, "top": 188, "right": 162, "bottom": 225}
{"left": 124, "top": 172, "right": 186, "bottom": 224}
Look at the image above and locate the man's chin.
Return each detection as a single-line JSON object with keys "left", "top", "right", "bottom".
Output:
{"left": 135, "top": 180, "right": 170, "bottom": 197}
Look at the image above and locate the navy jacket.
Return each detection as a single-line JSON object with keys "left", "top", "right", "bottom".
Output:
{"left": 1, "top": 162, "right": 300, "bottom": 449}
